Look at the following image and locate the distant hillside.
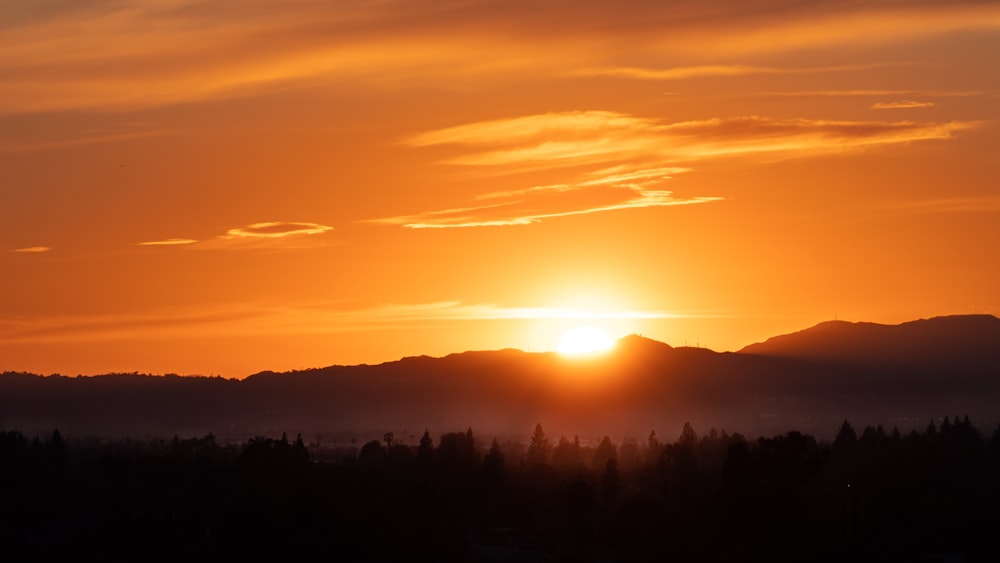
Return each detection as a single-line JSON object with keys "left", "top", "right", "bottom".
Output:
{"left": 2, "top": 315, "right": 999, "bottom": 441}
{"left": 739, "top": 314, "right": 1000, "bottom": 373}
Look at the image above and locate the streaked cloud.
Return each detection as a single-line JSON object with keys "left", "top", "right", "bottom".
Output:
{"left": 375, "top": 189, "right": 720, "bottom": 229}
{"left": 870, "top": 100, "right": 936, "bottom": 110}
{"left": 408, "top": 111, "right": 977, "bottom": 167}
{"left": 225, "top": 222, "right": 332, "bottom": 239}
{"left": 0, "top": 300, "right": 688, "bottom": 345}
{"left": 326, "top": 301, "right": 684, "bottom": 324}
{"left": 378, "top": 110, "right": 981, "bottom": 228}
{"left": 0, "top": 128, "right": 171, "bottom": 153}
{"left": 137, "top": 221, "right": 334, "bottom": 250}
{"left": 753, "top": 89, "right": 988, "bottom": 98}
{"left": 0, "top": 307, "right": 268, "bottom": 344}
{"left": 13, "top": 246, "right": 51, "bottom": 253}
{"left": 571, "top": 63, "right": 895, "bottom": 81}
{"left": 136, "top": 238, "right": 198, "bottom": 247}
{"left": 652, "top": 116, "right": 977, "bottom": 159}
{"left": 406, "top": 111, "right": 650, "bottom": 149}
{"left": 882, "top": 195, "right": 1000, "bottom": 215}
{"left": 373, "top": 161, "right": 718, "bottom": 228}
{"left": 686, "top": 2, "right": 1000, "bottom": 55}
{"left": 3, "top": 1, "right": 999, "bottom": 113}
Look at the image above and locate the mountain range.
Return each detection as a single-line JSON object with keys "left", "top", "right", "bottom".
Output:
{"left": 2, "top": 314, "right": 998, "bottom": 441}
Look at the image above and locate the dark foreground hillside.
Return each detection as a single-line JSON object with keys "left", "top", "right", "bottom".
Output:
{"left": 3, "top": 418, "right": 1000, "bottom": 561}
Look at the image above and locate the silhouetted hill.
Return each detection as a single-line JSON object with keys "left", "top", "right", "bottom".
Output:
{"left": 2, "top": 315, "right": 999, "bottom": 440}
{"left": 614, "top": 333, "right": 674, "bottom": 355}
{"left": 739, "top": 314, "right": 1000, "bottom": 373}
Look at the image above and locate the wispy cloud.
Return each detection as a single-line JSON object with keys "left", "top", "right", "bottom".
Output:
{"left": 407, "top": 111, "right": 977, "bottom": 167}
{"left": 0, "top": 128, "right": 171, "bottom": 154}
{"left": 375, "top": 188, "right": 720, "bottom": 229}
{"left": 753, "top": 89, "right": 988, "bottom": 98}
{"left": 377, "top": 110, "right": 979, "bottom": 228}
{"left": 372, "top": 160, "right": 718, "bottom": 228}
{"left": 333, "top": 302, "right": 683, "bottom": 324}
{"left": 136, "top": 238, "right": 198, "bottom": 246}
{"left": 652, "top": 116, "right": 977, "bottom": 159}
{"left": 571, "top": 63, "right": 896, "bottom": 81}
{"left": 870, "top": 100, "right": 936, "bottom": 110}
{"left": 881, "top": 195, "right": 1000, "bottom": 215}
{"left": 0, "top": 300, "right": 694, "bottom": 345}
{"left": 3, "top": 1, "right": 999, "bottom": 113}
{"left": 686, "top": 2, "right": 1000, "bottom": 55}
{"left": 12, "top": 246, "right": 51, "bottom": 253}
{"left": 225, "top": 222, "right": 332, "bottom": 239}
{"left": 137, "top": 221, "right": 334, "bottom": 250}
{"left": 398, "top": 111, "right": 719, "bottom": 229}
{"left": 406, "top": 111, "right": 650, "bottom": 149}
{"left": 0, "top": 307, "right": 268, "bottom": 344}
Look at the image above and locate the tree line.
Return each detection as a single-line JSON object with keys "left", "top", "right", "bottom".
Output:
{"left": 3, "top": 417, "right": 1000, "bottom": 561}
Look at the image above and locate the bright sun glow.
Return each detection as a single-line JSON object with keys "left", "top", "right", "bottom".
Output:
{"left": 557, "top": 326, "right": 615, "bottom": 356}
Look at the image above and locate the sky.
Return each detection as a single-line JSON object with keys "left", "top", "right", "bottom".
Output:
{"left": 2, "top": 0, "right": 999, "bottom": 377}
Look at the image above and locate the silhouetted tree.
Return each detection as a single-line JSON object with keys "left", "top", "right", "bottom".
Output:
{"left": 483, "top": 437, "right": 505, "bottom": 476}
{"left": 990, "top": 424, "right": 1000, "bottom": 457}
{"left": 645, "top": 429, "right": 662, "bottom": 467}
{"left": 526, "top": 423, "right": 551, "bottom": 467}
{"left": 46, "top": 428, "right": 68, "bottom": 473}
{"left": 835, "top": 420, "right": 857, "bottom": 447}
{"left": 860, "top": 424, "right": 887, "bottom": 452}
{"left": 618, "top": 435, "right": 640, "bottom": 472}
{"left": 722, "top": 440, "right": 754, "bottom": 500}
{"left": 601, "top": 458, "right": 621, "bottom": 507}
{"left": 481, "top": 438, "right": 506, "bottom": 491}
{"left": 591, "top": 436, "right": 617, "bottom": 473}
{"left": 358, "top": 439, "right": 385, "bottom": 460}
{"left": 679, "top": 422, "right": 698, "bottom": 449}
{"left": 552, "top": 435, "right": 583, "bottom": 473}
{"left": 942, "top": 415, "right": 954, "bottom": 434}
{"left": 437, "top": 429, "right": 480, "bottom": 472}
{"left": 418, "top": 429, "right": 434, "bottom": 464}
{"left": 663, "top": 424, "right": 700, "bottom": 505}
{"left": 292, "top": 433, "right": 309, "bottom": 465}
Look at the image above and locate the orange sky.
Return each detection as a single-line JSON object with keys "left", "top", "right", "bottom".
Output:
{"left": 2, "top": 0, "right": 999, "bottom": 377}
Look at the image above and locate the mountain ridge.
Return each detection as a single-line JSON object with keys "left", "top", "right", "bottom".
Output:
{"left": 2, "top": 314, "right": 998, "bottom": 440}
{"left": 737, "top": 314, "right": 1000, "bottom": 371}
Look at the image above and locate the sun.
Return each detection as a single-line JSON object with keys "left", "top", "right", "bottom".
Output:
{"left": 557, "top": 326, "right": 615, "bottom": 356}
